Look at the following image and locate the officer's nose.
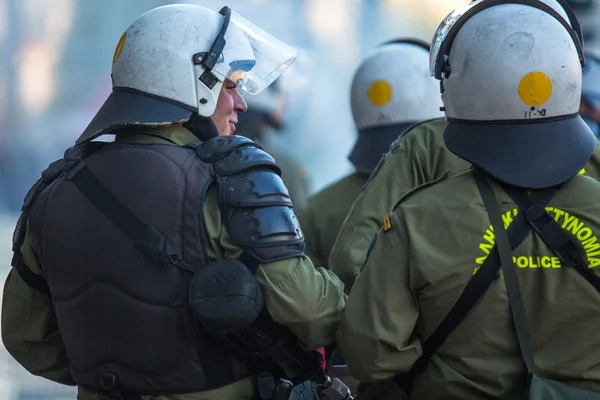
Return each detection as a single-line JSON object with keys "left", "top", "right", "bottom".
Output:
{"left": 233, "top": 89, "right": 247, "bottom": 113}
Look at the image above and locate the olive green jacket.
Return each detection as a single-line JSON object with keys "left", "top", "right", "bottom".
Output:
{"left": 299, "top": 173, "right": 366, "bottom": 270}
{"left": 337, "top": 170, "right": 600, "bottom": 399}
{"left": 329, "top": 117, "right": 600, "bottom": 291}
{"left": 1, "top": 127, "right": 346, "bottom": 400}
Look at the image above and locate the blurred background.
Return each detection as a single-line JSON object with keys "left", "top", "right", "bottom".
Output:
{"left": 0, "top": 0, "right": 598, "bottom": 398}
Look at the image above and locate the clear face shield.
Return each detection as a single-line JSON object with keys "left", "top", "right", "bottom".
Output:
{"left": 197, "top": 7, "right": 298, "bottom": 96}
{"left": 429, "top": 0, "right": 584, "bottom": 80}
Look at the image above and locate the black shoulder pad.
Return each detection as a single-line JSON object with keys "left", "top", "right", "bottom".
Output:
{"left": 11, "top": 196, "right": 52, "bottom": 296}
{"left": 218, "top": 169, "right": 303, "bottom": 264}
{"left": 12, "top": 174, "right": 55, "bottom": 296}
{"left": 14, "top": 177, "right": 46, "bottom": 252}
{"left": 220, "top": 170, "right": 293, "bottom": 208}
{"left": 12, "top": 207, "right": 29, "bottom": 253}
{"left": 64, "top": 141, "right": 108, "bottom": 161}
{"left": 41, "top": 158, "right": 74, "bottom": 183}
{"left": 43, "top": 142, "right": 108, "bottom": 183}
{"left": 21, "top": 178, "right": 45, "bottom": 213}
{"left": 196, "top": 135, "right": 256, "bottom": 163}
{"left": 18, "top": 152, "right": 85, "bottom": 248}
{"left": 14, "top": 156, "right": 73, "bottom": 259}
{"left": 215, "top": 145, "right": 280, "bottom": 176}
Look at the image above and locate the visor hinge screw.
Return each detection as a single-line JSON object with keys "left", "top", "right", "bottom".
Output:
{"left": 200, "top": 98, "right": 208, "bottom": 104}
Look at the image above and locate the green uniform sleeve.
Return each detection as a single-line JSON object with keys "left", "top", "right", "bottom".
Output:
{"left": 1, "top": 220, "right": 75, "bottom": 386}
{"left": 203, "top": 188, "right": 346, "bottom": 349}
{"left": 336, "top": 211, "right": 421, "bottom": 382}
{"left": 329, "top": 119, "right": 468, "bottom": 292}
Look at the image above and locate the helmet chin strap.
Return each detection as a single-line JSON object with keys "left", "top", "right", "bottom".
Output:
{"left": 183, "top": 113, "right": 220, "bottom": 141}
{"left": 185, "top": 6, "right": 230, "bottom": 143}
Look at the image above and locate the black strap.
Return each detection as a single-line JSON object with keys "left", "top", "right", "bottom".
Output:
{"left": 239, "top": 251, "right": 261, "bottom": 274}
{"left": 475, "top": 173, "right": 537, "bottom": 373}
{"left": 394, "top": 171, "right": 559, "bottom": 391}
{"left": 501, "top": 184, "right": 600, "bottom": 293}
{"left": 11, "top": 254, "right": 51, "bottom": 296}
{"left": 64, "top": 159, "right": 193, "bottom": 273}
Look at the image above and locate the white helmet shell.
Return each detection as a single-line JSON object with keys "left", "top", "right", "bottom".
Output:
{"left": 112, "top": 5, "right": 253, "bottom": 118}
{"left": 77, "top": 4, "right": 297, "bottom": 144}
{"left": 350, "top": 42, "right": 442, "bottom": 131}
{"left": 438, "top": 1, "right": 595, "bottom": 189}
{"left": 443, "top": 4, "right": 581, "bottom": 122}
{"left": 348, "top": 40, "right": 443, "bottom": 174}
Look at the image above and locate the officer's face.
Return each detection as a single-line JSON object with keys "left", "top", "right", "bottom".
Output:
{"left": 211, "top": 79, "right": 248, "bottom": 136}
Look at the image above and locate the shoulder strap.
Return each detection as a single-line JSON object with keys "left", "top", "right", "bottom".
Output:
{"left": 501, "top": 183, "right": 600, "bottom": 293}
{"left": 12, "top": 254, "right": 51, "bottom": 296}
{"left": 394, "top": 170, "right": 560, "bottom": 391}
{"left": 475, "top": 173, "right": 536, "bottom": 374}
{"left": 64, "top": 158, "right": 194, "bottom": 273}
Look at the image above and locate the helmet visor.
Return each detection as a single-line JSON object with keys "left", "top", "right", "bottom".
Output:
{"left": 213, "top": 10, "right": 298, "bottom": 95}
{"left": 429, "top": 1, "right": 481, "bottom": 78}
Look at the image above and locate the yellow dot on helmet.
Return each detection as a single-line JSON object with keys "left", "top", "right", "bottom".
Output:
{"left": 113, "top": 32, "right": 127, "bottom": 63}
{"left": 518, "top": 72, "right": 553, "bottom": 107}
{"left": 367, "top": 80, "right": 393, "bottom": 107}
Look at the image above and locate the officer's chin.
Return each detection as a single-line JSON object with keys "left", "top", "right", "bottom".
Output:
{"left": 229, "top": 122, "right": 237, "bottom": 135}
{"left": 217, "top": 124, "right": 235, "bottom": 137}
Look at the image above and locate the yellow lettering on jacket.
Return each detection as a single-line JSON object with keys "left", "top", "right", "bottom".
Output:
{"left": 512, "top": 256, "right": 560, "bottom": 269}
{"left": 474, "top": 207, "right": 600, "bottom": 273}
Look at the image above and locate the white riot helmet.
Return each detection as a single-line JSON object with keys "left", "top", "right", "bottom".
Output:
{"left": 467, "top": 0, "right": 585, "bottom": 45}
{"left": 77, "top": 4, "right": 297, "bottom": 144}
{"left": 432, "top": 0, "right": 594, "bottom": 189}
{"left": 349, "top": 39, "right": 443, "bottom": 175}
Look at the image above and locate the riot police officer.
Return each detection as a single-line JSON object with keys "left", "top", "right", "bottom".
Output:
{"left": 328, "top": 0, "right": 600, "bottom": 292}
{"left": 1, "top": 5, "right": 346, "bottom": 400}
{"left": 338, "top": 1, "right": 600, "bottom": 398}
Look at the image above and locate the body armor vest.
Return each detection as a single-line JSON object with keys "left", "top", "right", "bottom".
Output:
{"left": 25, "top": 141, "right": 254, "bottom": 395}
